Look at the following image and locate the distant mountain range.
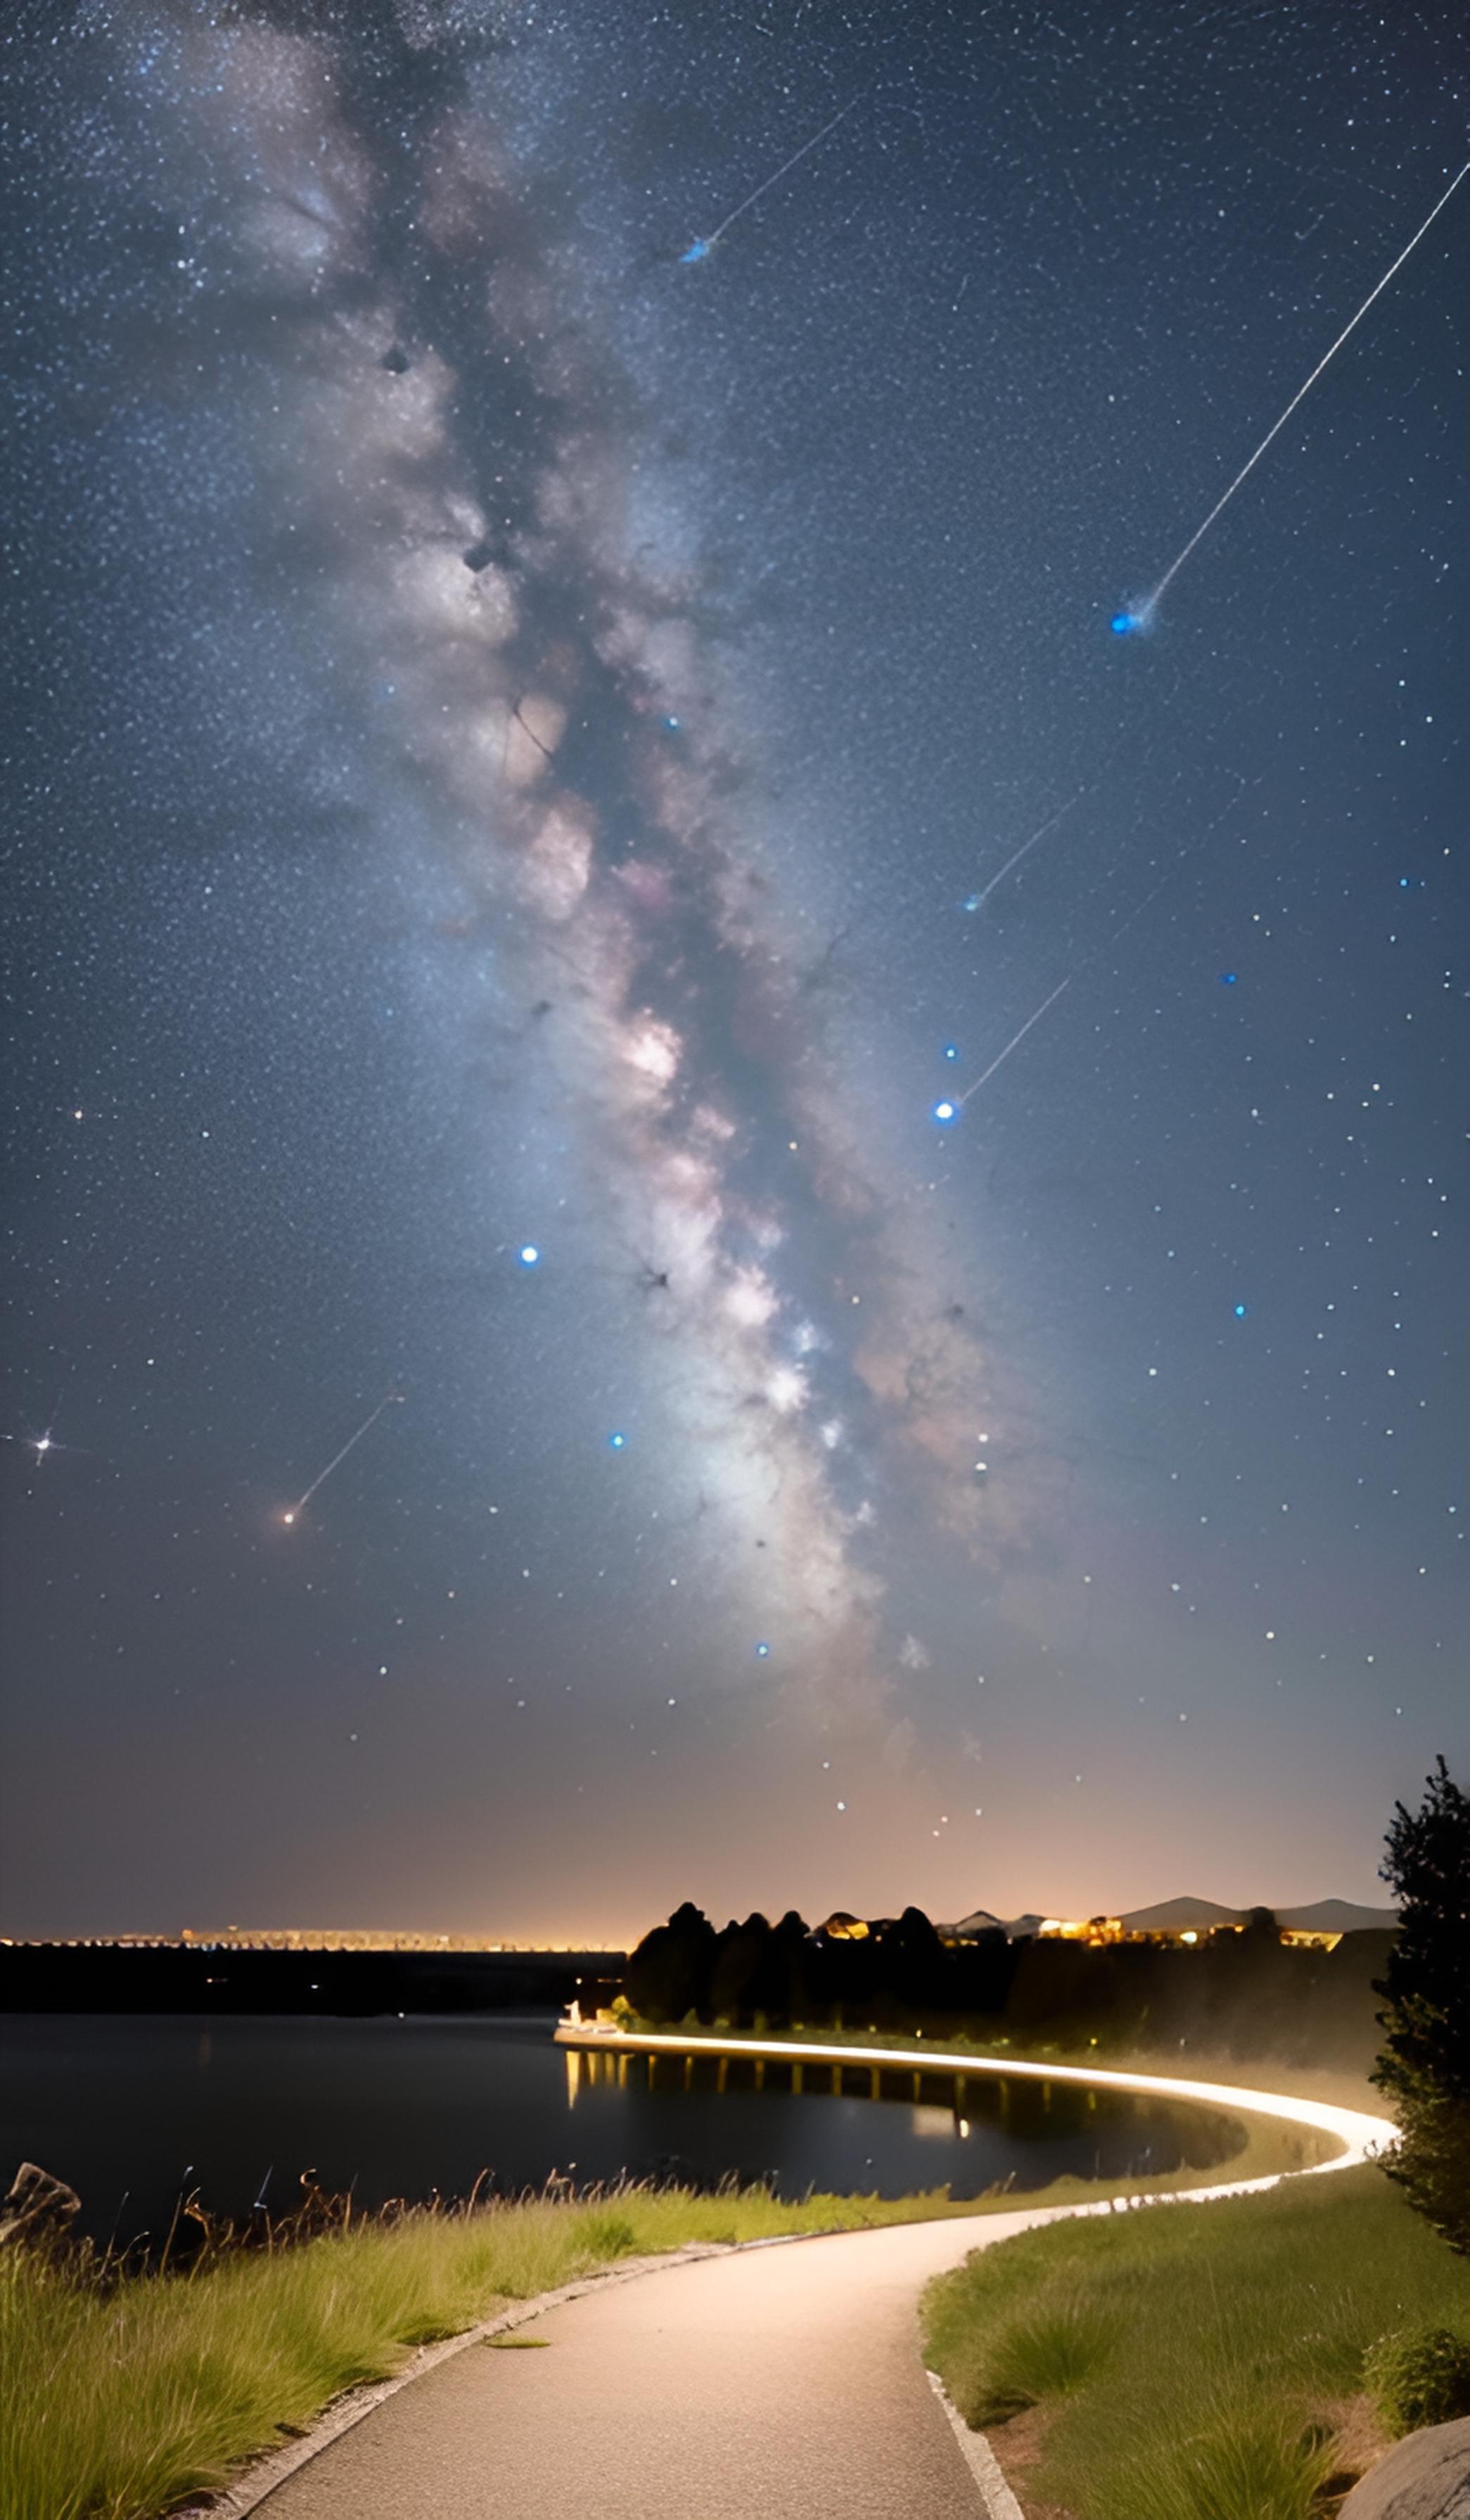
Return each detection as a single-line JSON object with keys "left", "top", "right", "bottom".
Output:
{"left": 940, "top": 1896, "right": 1398, "bottom": 1940}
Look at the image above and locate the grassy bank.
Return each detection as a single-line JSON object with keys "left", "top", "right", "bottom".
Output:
{"left": 922, "top": 2164, "right": 1470, "bottom": 2520}
{"left": 3, "top": 2178, "right": 977, "bottom": 2520}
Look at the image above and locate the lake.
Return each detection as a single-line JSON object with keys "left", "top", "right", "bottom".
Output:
{"left": 1, "top": 2014, "right": 1239, "bottom": 2247}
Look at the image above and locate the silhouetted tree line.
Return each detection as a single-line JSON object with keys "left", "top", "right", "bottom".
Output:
{"left": 622, "top": 1902, "right": 1392, "bottom": 2072}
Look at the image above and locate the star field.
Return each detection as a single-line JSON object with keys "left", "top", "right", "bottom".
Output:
{"left": 1, "top": 0, "right": 1465, "bottom": 1942}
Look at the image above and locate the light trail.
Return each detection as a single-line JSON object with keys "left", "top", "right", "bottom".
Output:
{"left": 959, "top": 978, "right": 1072, "bottom": 1106}
{"left": 1137, "top": 158, "right": 1469, "bottom": 621}
{"left": 679, "top": 102, "right": 855, "bottom": 263}
{"left": 555, "top": 2024, "right": 1394, "bottom": 2180}
{"left": 964, "top": 790, "right": 1084, "bottom": 913}
{"left": 281, "top": 1388, "right": 402, "bottom": 1526}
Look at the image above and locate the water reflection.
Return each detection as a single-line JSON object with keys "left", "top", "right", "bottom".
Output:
{"left": 1, "top": 2015, "right": 1236, "bottom": 2247}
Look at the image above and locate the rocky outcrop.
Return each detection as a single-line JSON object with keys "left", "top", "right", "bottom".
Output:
{"left": 1339, "top": 2418, "right": 1470, "bottom": 2519}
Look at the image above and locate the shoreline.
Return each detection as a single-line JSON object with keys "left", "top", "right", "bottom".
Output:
{"left": 554, "top": 2021, "right": 1394, "bottom": 2183}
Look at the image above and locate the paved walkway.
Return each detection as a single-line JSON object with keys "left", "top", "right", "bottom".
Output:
{"left": 256, "top": 2213, "right": 1031, "bottom": 2519}
{"left": 250, "top": 2059, "right": 1393, "bottom": 2519}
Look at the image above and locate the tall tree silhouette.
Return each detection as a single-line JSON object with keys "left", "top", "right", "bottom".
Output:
{"left": 1374, "top": 1756, "right": 1470, "bottom": 2252}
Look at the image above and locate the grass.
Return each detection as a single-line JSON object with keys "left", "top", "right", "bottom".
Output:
{"left": 1, "top": 2176, "right": 978, "bottom": 2520}
{"left": 922, "top": 2164, "right": 1470, "bottom": 2520}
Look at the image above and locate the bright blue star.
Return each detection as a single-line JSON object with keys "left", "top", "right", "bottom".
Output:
{"left": 1111, "top": 611, "right": 1137, "bottom": 636}
{"left": 933, "top": 1099, "right": 957, "bottom": 1124}
{"left": 663, "top": 714, "right": 682, "bottom": 732}
{"left": 755, "top": 1641, "right": 771, "bottom": 1658}
{"left": 943, "top": 1044, "right": 959, "bottom": 1062}
{"left": 518, "top": 1245, "right": 540, "bottom": 1268}
{"left": 1220, "top": 972, "right": 1237, "bottom": 985}
{"left": 962, "top": 894, "right": 981, "bottom": 914}
{"left": 1234, "top": 1303, "right": 1248, "bottom": 1319}
{"left": 608, "top": 1432, "right": 627, "bottom": 1451}
{"left": 679, "top": 238, "right": 712, "bottom": 264}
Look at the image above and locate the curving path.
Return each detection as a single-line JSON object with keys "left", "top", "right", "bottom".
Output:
{"left": 241, "top": 2045, "right": 1392, "bottom": 2520}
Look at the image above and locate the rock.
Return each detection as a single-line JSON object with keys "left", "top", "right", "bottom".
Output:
{"left": 1339, "top": 2418, "right": 1470, "bottom": 2519}
{"left": 0, "top": 2161, "right": 81, "bottom": 2246}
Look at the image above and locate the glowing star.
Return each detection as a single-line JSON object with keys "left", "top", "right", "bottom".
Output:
{"left": 1234, "top": 1302, "right": 1249, "bottom": 1318}
{"left": 1111, "top": 609, "right": 1148, "bottom": 636}
{"left": 943, "top": 1044, "right": 959, "bottom": 1062}
{"left": 608, "top": 1432, "right": 627, "bottom": 1451}
{"left": 518, "top": 1245, "right": 540, "bottom": 1268}
{"left": 755, "top": 1641, "right": 771, "bottom": 1658}
{"left": 933, "top": 1099, "right": 957, "bottom": 1124}
{"left": 1220, "top": 971, "right": 1237, "bottom": 985}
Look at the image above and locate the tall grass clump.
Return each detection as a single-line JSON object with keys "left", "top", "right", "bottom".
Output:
{"left": 923, "top": 2166, "right": 1470, "bottom": 2520}
{"left": 966, "top": 2294, "right": 1118, "bottom": 2421}
{"left": 1097, "top": 2411, "right": 1337, "bottom": 2520}
{"left": 1, "top": 2173, "right": 961, "bottom": 2520}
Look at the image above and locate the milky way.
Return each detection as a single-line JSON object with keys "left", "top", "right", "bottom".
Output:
{"left": 4, "top": 1, "right": 1466, "bottom": 1939}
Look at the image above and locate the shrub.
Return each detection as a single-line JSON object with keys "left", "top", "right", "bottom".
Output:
{"left": 1363, "top": 2322, "right": 1470, "bottom": 2436}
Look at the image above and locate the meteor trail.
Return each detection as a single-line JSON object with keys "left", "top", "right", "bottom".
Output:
{"left": 964, "top": 791, "right": 1084, "bottom": 913}
{"left": 959, "top": 979, "right": 1072, "bottom": 1105}
{"left": 281, "top": 1389, "right": 402, "bottom": 1526}
{"left": 678, "top": 102, "right": 855, "bottom": 263}
{"left": 1136, "top": 158, "right": 1470, "bottom": 622}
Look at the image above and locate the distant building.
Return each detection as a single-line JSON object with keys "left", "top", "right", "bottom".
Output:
{"left": 180, "top": 1927, "right": 550, "bottom": 1953}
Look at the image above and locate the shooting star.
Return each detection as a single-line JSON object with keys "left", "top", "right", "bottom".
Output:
{"left": 679, "top": 102, "right": 855, "bottom": 264}
{"left": 964, "top": 791, "right": 1084, "bottom": 913}
{"left": 1117, "top": 157, "right": 1469, "bottom": 630}
{"left": 958, "top": 979, "right": 1073, "bottom": 1106}
{"left": 280, "top": 1389, "right": 402, "bottom": 1526}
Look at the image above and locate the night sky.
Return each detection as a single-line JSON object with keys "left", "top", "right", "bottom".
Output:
{"left": 4, "top": 2, "right": 1465, "bottom": 1945}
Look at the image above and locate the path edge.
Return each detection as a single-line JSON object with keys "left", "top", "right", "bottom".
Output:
{"left": 926, "top": 2368, "right": 1026, "bottom": 2519}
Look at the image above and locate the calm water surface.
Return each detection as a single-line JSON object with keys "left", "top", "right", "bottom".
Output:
{"left": 1, "top": 2014, "right": 1237, "bottom": 2246}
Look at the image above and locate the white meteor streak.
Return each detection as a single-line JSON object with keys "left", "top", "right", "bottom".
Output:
{"left": 967, "top": 790, "right": 1084, "bottom": 911}
{"left": 281, "top": 1389, "right": 401, "bottom": 1525}
{"left": 679, "top": 102, "right": 855, "bottom": 261}
{"left": 959, "top": 977, "right": 1071, "bottom": 1105}
{"left": 1143, "top": 157, "right": 1470, "bottom": 617}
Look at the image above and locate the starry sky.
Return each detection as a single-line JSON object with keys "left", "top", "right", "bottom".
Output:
{"left": 3, "top": 1, "right": 1466, "bottom": 1946}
